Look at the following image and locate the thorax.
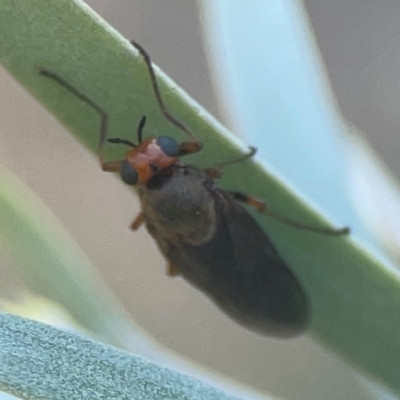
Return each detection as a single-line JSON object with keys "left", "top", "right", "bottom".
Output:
{"left": 138, "top": 166, "right": 218, "bottom": 246}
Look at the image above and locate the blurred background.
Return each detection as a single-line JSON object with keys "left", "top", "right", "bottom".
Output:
{"left": 1, "top": 1, "right": 400, "bottom": 399}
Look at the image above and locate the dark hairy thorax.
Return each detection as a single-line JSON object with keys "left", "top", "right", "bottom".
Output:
{"left": 138, "top": 165, "right": 218, "bottom": 247}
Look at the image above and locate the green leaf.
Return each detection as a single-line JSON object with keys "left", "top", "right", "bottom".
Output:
{"left": 0, "top": 312, "right": 245, "bottom": 400}
{"left": 1, "top": 0, "right": 400, "bottom": 396}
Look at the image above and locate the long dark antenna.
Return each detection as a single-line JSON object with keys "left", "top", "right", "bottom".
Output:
{"left": 108, "top": 138, "right": 136, "bottom": 147}
{"left": 131, "top": 41, "right": 199, "bottom": 145}
{"left": 137, "top": 115, "right": 147, "bottom": 143}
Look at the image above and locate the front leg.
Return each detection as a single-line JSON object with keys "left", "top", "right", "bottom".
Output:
{"left": 167, "top": 262, "right": 180, "bottom": 277}
{"left": 131, "top": 213, "right": 180, "bottom": 276}
{"left": 130, "top": 212, "right": 146, "bottom": 230}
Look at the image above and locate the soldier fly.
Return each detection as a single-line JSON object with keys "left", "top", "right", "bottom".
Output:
{"left": 39, "top": 41, "right": 349, "bottom": 337}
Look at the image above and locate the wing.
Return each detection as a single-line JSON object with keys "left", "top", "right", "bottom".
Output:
{"left": 147, "top": 185, "right": 310, "bottom": 337}
{"left": 214, "top": 190, "right": 311, "bottom": 337}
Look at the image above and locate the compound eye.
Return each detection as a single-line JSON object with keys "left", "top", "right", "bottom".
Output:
{"left": 157, "top": 136, "right": 179, "bottom": 157}
{"left": 120, "top": 160, "right": 138, "bottom": 185}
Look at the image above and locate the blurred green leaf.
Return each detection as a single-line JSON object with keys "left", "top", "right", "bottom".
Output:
{"left": 0, "top": 313, "right": 248, "bottom": 400}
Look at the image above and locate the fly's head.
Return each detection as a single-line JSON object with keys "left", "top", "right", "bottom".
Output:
{"left": 120, "top": 136, "right": 180, "bottom": 186}
{"left": 108, "top": 115, "right": 201, "bottom": 187}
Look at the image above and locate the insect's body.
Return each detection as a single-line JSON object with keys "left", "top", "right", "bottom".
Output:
{"left": 139, "top": 164, "right": 309, "bottom": 336}
{"left": 40, "top": 40, "right": 348, "bottom": 338}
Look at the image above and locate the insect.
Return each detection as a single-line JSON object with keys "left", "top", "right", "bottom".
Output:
{"left": 39, "top": 41, "right": 349, "bottom": 337}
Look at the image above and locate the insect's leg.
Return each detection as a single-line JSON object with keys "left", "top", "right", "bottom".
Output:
{"left": 130, "top": 215, "right": 180, "bottom": 276}
{"left": 102, "top": 161, "right": 123, "bottom": 173}
{"left": 205, "top": 168, "right": 223, "bottom": 179}
{"left": 230, "top": 191, "right": 350, "bottom": 236}
{"left": 218, "top": 147, "right": 256, "bottom": 168}
{"left": 178, "top": 142, "right": 203, "bottom": 156}
{"left": 130, "top": 41, "right": 201, "bottom": 148}
{"left": 205, "top": 147, "right": 257, "bottom": 178}
{"left": 38, "top": 69, "right": 110, "bottom": 169}
{"left": 167, "top": 262, "right": 180, "bottom": 277}
{"left": 131, "top": 212, "right": 146, "bottom": 230}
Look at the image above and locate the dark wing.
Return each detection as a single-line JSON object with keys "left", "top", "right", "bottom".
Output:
{"left": 213, "top": 189, "right": 311, "bottom": 337}
{"left": 149, "top": 186, "right": 310, "bottom": 337}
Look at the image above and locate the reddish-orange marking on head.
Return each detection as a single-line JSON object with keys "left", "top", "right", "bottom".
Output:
{"left": 125, "top": 137, "right": 177, "bottom": 185}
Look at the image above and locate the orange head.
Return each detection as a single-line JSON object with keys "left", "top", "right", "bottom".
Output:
{"left": 107, "top": 115, "right": 201, "bottom": 186}
{"left": 120, "top": 136, "right": 180, "bottom": 186}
